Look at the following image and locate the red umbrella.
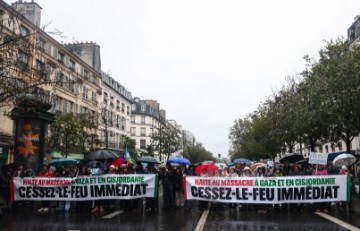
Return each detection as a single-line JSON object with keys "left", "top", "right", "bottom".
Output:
{"left": 112, "top": 157, "right": 126, "bottom": 168}
{"left": 195, "top": 164, "right": 219, "bottom": 176}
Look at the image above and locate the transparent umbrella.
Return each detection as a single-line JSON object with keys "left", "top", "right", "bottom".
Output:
{"left": 333, "top": 154, "right": 357, "bottom": 167}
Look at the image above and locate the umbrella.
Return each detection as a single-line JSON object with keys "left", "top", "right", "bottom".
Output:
{"left": 233, "top": 158, "right": 252, "bottom": 165}
{"left": 333, "top": 154, "right": 357, "bottom": 167}
{"left": 297, "top": 159, "right": 309, "bottom": 166}
{"left": 250, "top": 162, "right": 266, "bottom": 170}
{"left": 86, "top": 160, "right": 103, "bottom": 167}
{"left": 49, "top": 158, "right": 79, "bottom": 167}
{"left": 84, "top": 150, "right": 118, "bottom": 161}
{"left": 137, "top": 156, "right": 161, "bottom": 164}
{"left": 195, "top": 164, "right": 219, "bottom": 175}
{"left": 167, "top": 157, "right": 191, "bottom": 165}
{"left": 279, "top": 153, "right": 304, "bottom": 164}
{"left": 112, "top": 157, "right": 126, "bottom": 168}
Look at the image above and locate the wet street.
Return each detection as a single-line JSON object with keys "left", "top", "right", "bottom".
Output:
{"left": 1, "top": 198, "right": 360, "bottom": 231}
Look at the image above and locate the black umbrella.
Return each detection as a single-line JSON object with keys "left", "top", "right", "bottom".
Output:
{"left": 84, "top": 150, "right": 118, "bottom": 161}
{"left": 279, "top": 153, "right": 304, "bottom": 164}
{"left": 85, "top": 160, "right": 103, "bottom": 167}
{"left": 137, "top": 156, "right": 161, "bottom": 164}
{"left": 296, "top": 159, "right": 309, "bottom": 166}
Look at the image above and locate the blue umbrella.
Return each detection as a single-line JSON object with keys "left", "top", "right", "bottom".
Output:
{"left": 167, "top": 157, "right": 191, "bottom": 165}
{"left": 49, "top": 158, "right": 79, "bottom": 167}
{"left": 233, "top": 158, "right": 252, "bottom": 165}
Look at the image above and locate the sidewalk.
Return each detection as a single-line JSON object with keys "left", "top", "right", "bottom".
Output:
{"left": 351, "top": 194, "right": 360, "bottom": 213}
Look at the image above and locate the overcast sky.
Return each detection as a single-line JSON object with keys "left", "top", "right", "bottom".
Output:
{"left": 6, "top": 0, "right": 360, "bottom": 158}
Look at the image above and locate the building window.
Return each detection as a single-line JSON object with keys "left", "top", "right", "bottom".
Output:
{"left": 131, "top": 115, "right": 135, "bottom": 124}
{"left": 122, "top": 118, "right": 126, "bottom": 130}
{"left": 116, "top": 115, "right": 120, "bottom": 128}
{"left": 122, "top": 103, "right": 125, "bottom": 113}
{"left": 141, "top": 105, "right": 146, "bottom": 112}
{"left": 20, "top": 25, "right": 29, "bottom": 37}
{"left": 92, "top": 91, "right": 96, "bottom": 102}
{"left": 116, "top": 100, "right": 120, "bottom": 111}
{"left": 130, "top": 127, "right": 136, "bottom": 136}
{"left": 63, "top": 100, "right": 74, "bottom": 113}
{"left": 84, "top": 69, "right": 89, "bottom": 79}
{"left": 140, "top": 139, "right": 146, "bottom": 149}
{"left": 83, "top": 87, "right": 88, "bottom": 99}
{"left": 103, "top": 92, "right": 108, "bottom": 103}
{"left": 57, "top": 52, "right": 64, "bottom": 63}
{"left": 331, "top": 145, "right": 335, "bottom": 152}
{"left": 127, "top": 106, "right": 130, "bottom": 115}
{"left": 18, "top": 51, "right": 28, "bottom": 66}
{"left": 69, "top": 60, "right": 76, "bottom": 70}
{"left": 141, "top": 116, "right": 145, "bottom": 124}
{"left": 140, "top": 127, "right": 146, "bottom": 136}
{"left": 35, "top": 59, "right": 45, "bottom": 70}
{"left": 56, "top": 72, "right": 64, "bottom": 87}
{"left": 36, "top": 36, "right": 45, "bottom": 52}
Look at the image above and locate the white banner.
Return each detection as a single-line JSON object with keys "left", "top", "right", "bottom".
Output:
{"left": 309, "top": 152, "right": 328, "bottom": 165}
{"left": 12, "top": 174, "right": 158, "bottom": 201}
{"left": 184, "top": 175, "right": 349, "bottom": 204}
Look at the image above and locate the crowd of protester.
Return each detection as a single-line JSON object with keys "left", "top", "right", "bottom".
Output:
{"left": 0, "top": 160, "right": 359, "bottom": 216}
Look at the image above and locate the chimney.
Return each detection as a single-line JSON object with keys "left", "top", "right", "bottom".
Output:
{"left": 12, "top": 1, "right": 42, "bottom": 28}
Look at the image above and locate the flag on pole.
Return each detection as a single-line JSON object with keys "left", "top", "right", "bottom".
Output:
{"left": 124, "top": 145, "right": 135, "bottom": 165}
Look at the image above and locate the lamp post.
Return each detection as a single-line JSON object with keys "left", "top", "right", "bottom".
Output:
{"left": 159, "top": 125, "right": 162, "bottom": 162}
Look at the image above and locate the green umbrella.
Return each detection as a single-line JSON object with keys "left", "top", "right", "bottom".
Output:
{"left": 49, "top": 158, "right": 79, "bottom": 167}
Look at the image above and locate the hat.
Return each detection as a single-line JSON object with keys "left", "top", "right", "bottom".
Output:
{"left": 341, "top": 165, "right": 347, "bottom": 170}
{"left": 109, "top": 165, "right": 115, "bottom": 169}
{"left": 244, "top": 166, "right": 251, "bottom": 171}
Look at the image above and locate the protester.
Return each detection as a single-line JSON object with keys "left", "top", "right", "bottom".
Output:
{"left": 241, "top": 166, "right": 253, "bottom": 177}
{"left": 312, "top": 164, "right": 329, "bottom": 213}
{"left": 56, "top": 166, "right": 71, "bottom": 212}
{"left": 198, "top": 168, "right": 209, "bottom": 210}
{"left": 0, "top": 169, "right": 13, "bottom": 212}
{"left": 75, "top": 165, "right": 91, "bottom": 213}
{"left": 91, "top": 168, "right": 105, "bottom": 214}
{"left": 181, "top": 164, "right": 193, "bottom": 211}
{"left": 24, "top": 166, "right": 35, "bottom": 177}
{"left": 161, "top": 162, "right": 176, "bottom": 210}
{"left": 289, "top": 164, "right": 304, "bottom": 213}
{"left": 13, "top": 163, "right": 25, "bottom": 177}
{"left": 256, "top": 167, "right": 267, "bottom": 213}
{"left": 132, "top": 162, "right": 144, "bottom": 211}
{"left": 145, "top": 163, "right": 158, "bottom": 212}
{"left": 37, "top": 164, "right": 55, "bottom": 213}
{"left": 174, "top": 166, "right": 184, "bottom": 209}
{"left": 222, "top": 166, "right": 229, "bottom": 177}
{"left": 228, "top": 167, "right": 239, "bottom": 177}
{"left": 272, "top": 165, "right": 283, "bottom": 177}
{"left": 234, "top": 163, "right": 244, "bottom": 176}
